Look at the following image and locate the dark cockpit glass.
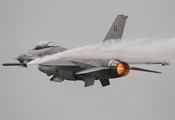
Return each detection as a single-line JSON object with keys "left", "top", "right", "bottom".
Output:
{"left": 33, "top": 41, "right": 58, "bottom": 50}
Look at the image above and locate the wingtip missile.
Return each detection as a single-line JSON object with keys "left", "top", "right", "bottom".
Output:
{"left": 162, "top": 60, "right": 170, "bottom": 66}
{"left": 2, "top": 63, "right": 27, "bottom": 67}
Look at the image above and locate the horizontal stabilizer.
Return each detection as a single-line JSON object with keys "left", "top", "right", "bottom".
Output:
{"left": 130, "top": 67, "right": 161, "bottom": 73}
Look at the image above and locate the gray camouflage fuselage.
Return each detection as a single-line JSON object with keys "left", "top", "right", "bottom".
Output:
{"left": 17, "top": 46, "right": 67, "bottom": 63}
{"left": 3, "top": 14, "right": 166, "bottom": 87}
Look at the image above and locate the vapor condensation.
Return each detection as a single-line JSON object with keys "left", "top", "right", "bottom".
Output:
{"left": 28, "top": 38, "right": 175, "bottom": 65}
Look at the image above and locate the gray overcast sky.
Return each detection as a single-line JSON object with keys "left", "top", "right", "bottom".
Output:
{"left": 0, "top": 1, "right": 175, "bottom": 120}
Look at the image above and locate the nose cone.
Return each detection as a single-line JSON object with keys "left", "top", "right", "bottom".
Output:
{"left": 17, "top": 52, "right": 36, "bottom": 63}
{"left": 17, "top": 54, "right": 24, "bottom": 63}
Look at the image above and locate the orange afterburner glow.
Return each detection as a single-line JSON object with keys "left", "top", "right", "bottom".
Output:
{"left": 117, "top": 62, "right": 130, "bottom": 76}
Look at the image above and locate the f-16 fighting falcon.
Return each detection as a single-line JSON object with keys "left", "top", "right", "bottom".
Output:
{"left": 2, "top": 14, "right": 169, "bottom": 87}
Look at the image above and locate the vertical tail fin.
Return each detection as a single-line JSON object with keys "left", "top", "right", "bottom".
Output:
{"left": 103, "top": 14, "right": 128, "bottom": 42}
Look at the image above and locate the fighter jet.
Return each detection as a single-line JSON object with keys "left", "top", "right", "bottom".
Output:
{"left": 2, "top": 14, "right": 169, "bottom": 87}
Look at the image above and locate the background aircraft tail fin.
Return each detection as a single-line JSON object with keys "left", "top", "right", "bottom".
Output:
{"left": 103, "top": 14, "right": 128, "bottom": 42}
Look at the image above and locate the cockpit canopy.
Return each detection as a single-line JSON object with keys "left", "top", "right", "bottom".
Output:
{"left": 33, "top": 41, "right": 58, "bottom": 50}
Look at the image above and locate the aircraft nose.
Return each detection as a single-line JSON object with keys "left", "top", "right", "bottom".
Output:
{"left": 17, "top": 54, "right": 24, "bottom": 63}
{"left": 16, "top": 52, "right": 35, "bottom": 63}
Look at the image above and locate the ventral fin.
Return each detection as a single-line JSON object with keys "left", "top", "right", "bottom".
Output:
{"left": 84, "top": 76, "right": 95, "bottom": 87}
